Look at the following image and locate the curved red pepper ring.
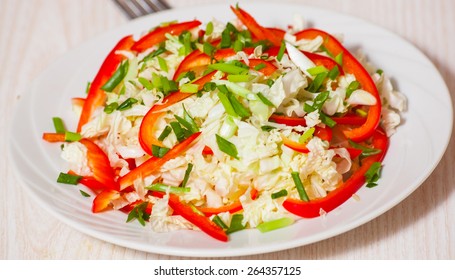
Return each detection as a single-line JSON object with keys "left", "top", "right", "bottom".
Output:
{"left": 282, "top": 128, "right": 389, "bottom": 218}
{"left": 79, "top": 138, "right": 120, "bottom": 191}
{"left": 119, "top": 132, "right": 201, "bottom": 189}
{"left": 295, "top": 29, "right": 381, "bottom": 142}
{"left": 168, "top": 194, "right": 228, "bottom": 242}
{"left": 302, "top": 51, "right": 344, "bottom": 74}
{"left": 77, "top": 35, "right": 135, "bottom": 132}
{"left": 131, "top": 20, "right": 202, "bottom": 52}
{"left": 139, "top": 72, "right": 216, "bottom": 155}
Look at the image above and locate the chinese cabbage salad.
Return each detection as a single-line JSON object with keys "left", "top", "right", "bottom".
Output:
{"left": 42, "top": 5, "right": 406, "bottom": 242}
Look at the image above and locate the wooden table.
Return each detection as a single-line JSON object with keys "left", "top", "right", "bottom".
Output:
{"left": 1, "top": 0, "right": 454, "bottom": 259}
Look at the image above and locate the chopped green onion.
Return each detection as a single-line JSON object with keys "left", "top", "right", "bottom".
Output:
{"left": 157, "top": 56, "right": 168, "bottom": 72}
{"left": 233, "top": 39, "right": 244, "bottom": 52}
{"left": 206, "top": 21, "right": 214, "bottom": 36}
{"left": 291, "top": 171, "right": 310, "bottom": 202}
{"left": 126, "top": 202, "right": 150, "bottom": 226}
{"left": 299, "top": 127, "right": 315, "bottom": 143}
{"left": 208, "top": 62, "right": 249, "bottom": 75}
{"left": 160, "top": 76, "right": 179, "bottom": 96}
{"left": 170, "top": 121, "right": 187, "bottom": 142}
{"left": 276, "top": 40, "right": 286, "bottom": 61}
{"left": 307, "top": 65, "right": 328, "bottom": 76}
{"left": 176, "top": 71, "right": 196, "bottom": 82}
{"left": 365, "top": 162, "right": 382, "bottom": 188}
{"left": 220, "top": 28, "right": 231, "bottom": 48}
{"left": 203, "top": 82, "right": 217, "bottom": 92}
{"left": 346, "top": 81, "right": 360, "bottom": 98}
{"left": 376, "top": 69, "right": 384, "bottom": 75}
{"left": 304, "top": 91, "right": 330, "bottom": 113}
{"left": 52, "top": 117, "right": 66, "bottom": 133}
{"left": 138, "top": 77, "right": 153, "bottom": 90}
{"left": 256, "top": 92, "right": 274, "bottom": 107}
{"left": 212, "top": 215, "right": 228, "bottom": 229}
{"left": 320, "top": 112, "right": 337, "bottom": 128}
{"left": 146, "top": 183, "right": 191, "bottom": 193}
{"left": 79, "top": 190, "right": 91, "bottom": 197}
{"left": 117, "top": 97, "right": 138, "bottom": 111}
{"left": 174, "top": 114, "right": 198, "bottom": 134}
{"left": 101, "top": 60, "right": 129, "bottom": 92}
{"left": 335, "top": 52, "right": 343, "bottom": 65}
{"left": 253, "top": 63, "right": 266, "bottom": 71}
{"left": 214, "top": 80, "right": 256, "bottom": 100}
{"left": 180, "top": 163, "right": 193, "bottom": 188}
{"left": 64, "top": 131, "right": 82, "bottom": 142}
{"left": 227, "top": 74, "right": 252, "bottom": 83}
{"left": 142, "top": 47, "right": 166, "bottom": 63}
{"left": 152, "top": 145, "right": 170, "bottom": 158}
{"left": 227, "top": 93, "right": 250, "bottom": 118}
{"left": 226, "top": 214, "right": 246, "bottom": 234}
{"left": 183, "top": 105, "right": 199, "bottom": 132}
{"left": 104, "top": 102, "right": 118, "bottom": 114}
{"left": 328, "top": 65, "right": 340, "bottom": 80}
{"left": 57, "top": 172, "right": 82, "bottom": 185}
{"left": 158, "top": 125, "right": 172, "bottom": 141}
{"left": 180, "top": 83, "right": 199, "bottom": 93}
{"left": 217, "top": 88, "right": 238, "bottom": 118}
{"left": 216, "top": 134, "right": 239, "bottom": 159}
{"left": 307, "top": 71, "right": 328, "bottom": 93}
{"left": 219, "top": 115, "right": 238, "bottom": 138}
{"left": 203, "top": 42, "right": 216, "bottom": 57}
{"left": 348, "top": 140, "right": 381, "bottom": 158}
{"left": 271, "top": 189, "right": 288, "bottom": 199}
{"left": 261, "top": 125, "right": 276, "bottom": 132}
{"left": 266, "top": 79, "right": 274, "bottom": 87}
{"left": 257, "top": 217, "right": 294, "bottom": 233}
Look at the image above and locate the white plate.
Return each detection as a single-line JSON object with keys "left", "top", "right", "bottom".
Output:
{"left": 10, "top": 2, "right": 452, "bottom": 257}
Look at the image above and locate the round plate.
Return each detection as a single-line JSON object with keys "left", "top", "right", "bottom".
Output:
{"left": 9, "top": 2, "right": 452, "bottom": 257}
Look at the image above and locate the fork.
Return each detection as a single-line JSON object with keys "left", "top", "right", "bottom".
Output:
{"left": 114, "top": 0, "right": 171, "bottom": 18}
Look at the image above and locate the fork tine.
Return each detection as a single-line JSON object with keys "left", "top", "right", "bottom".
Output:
{"left": 114, "top": 0, "right": 171, "bottom": 19}
{"left": 114, "top": 0, "right": 139, "bottom": 18}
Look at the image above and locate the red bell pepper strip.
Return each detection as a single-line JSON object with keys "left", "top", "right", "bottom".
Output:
{"left": 68, "top": 170, "right": 106, "bottom": 192}
{"left": 92, "top": 189, "right": 121, "bottom": 213}
{"left": 77, "top": 35, "right": 135, "bottom": 132}
{"left": 120, "top": 132, "right": 201, "bottom": 189}
{"left": 131, "top": 20, "right": 202, "bottom": 52}
{"left": 266, "top": 27, "right": 286, "bottom": 40}
{"left": 168, "top": 193, "right": 228, "bottom": 242}
{"left": 282, "top": 128, "right": 388, "bottom": 218}
{"left": 79, "top": 138, "right": 119, "bottom": 191}
{"left": 197, "top": 188, "right": 258, "bottom": 216}
{"left": 42, "top": 132, "right": 65, "bottom": 143}
{"left": 71, "top": 97, "right": 85, "bottom": 108}
{"left": 248, "top": 59, "right": 277, "bottom": 76}
{"left": 173, "top": 49, "right": 202, "bottom": 80}
{"left": 139, "top": 72, "right": 216, "bottom": 155}
{"left": 295, "top": 29, "right": 381, "bottom": 142}
{"left": 230, "top": 6, "right": 282, "bottom": 46}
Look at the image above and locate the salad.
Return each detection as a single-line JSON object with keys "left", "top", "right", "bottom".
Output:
{"left": 42, "top": 5, "right": 406, "bottom": 242}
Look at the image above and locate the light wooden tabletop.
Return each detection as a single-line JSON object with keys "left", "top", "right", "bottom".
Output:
{"left": 1, "top": 0, "right": 454, "bottom": 259}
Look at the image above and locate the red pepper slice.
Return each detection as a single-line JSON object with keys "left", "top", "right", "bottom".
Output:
{"left": 79, "top": 138, "right": 119, "bottom": 191}
{"left": 282, "top": 128, "right": 388, "bottom": 218}
{"left": 248, "top": 59, "right": 277, "bottom": 76}
{"left": 42, "top": 132, "right": 65, "bottom": 143}
{"left": 77, "top": 35, "right": 135, "bottom": 132}
{"left": 230, "top": 6, "right": 282, "bottom": 46}
{"left": 168, "top": 193, "right": 228, "bottom": 242}
{"left": 131, "top": 20, "right": 202, "bottom": 52}
{"left": 139, "top": 72, "right": 216, "bottom": 155}
{"left": 119, "top": 132, "right": 201, "bottom": 189}
{"left": 92, "top": 189, "right": 120, "bottom": 213}
{"left": 302, "top": 51, "right": 343, "bottom": 74}
{"left": 172, "top": 49, "right": 202, "bottom": 80}
{"left": 68, "top": 170, "right": 106, "bottom": 192}
{"left": 295, "top": 29, "right": 381, "bottom": 142}
{"left": 71, "top": 97, "right": 85, "bottom": 108}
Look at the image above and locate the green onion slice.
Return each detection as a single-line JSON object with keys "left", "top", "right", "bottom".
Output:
{"left": 57, "top": 172, "right": 82, "bottom": 185}
{"left": 216, "top": 134, "right": 239, "bottom": 159}
{"left": 152, "top": 145, "right": 170, "bottom": 158}
{"left": 52, "top": 117, "right": 66, "bottom": 133}
{"left": 276, "top": 40, "right": 286, "bottom": 61}
{"left": 117, "top": 98, "right": 138, "bottom": 111}
{"left": 226, "top": 214, "right": 246, "bottom": 234}
{"left": 291, "top": 171, "right": 310, "bottom": 202}
{"left": 158, "top": 126, "right": 172, "bottom": 141}
{"left": 64, "top": 131, "right": 82, "bottom": 142}
{"left": 271, "top": 189, "right": 288, "bottom": 199}
{"left": 145, "top": 183, "right": 191, "bottom": 193}
{"left": 365, "top": 162, "right": 382, "bottom": 188}
{"left": 212, "top": 215, "right": 228, "bottom": 230}
{"left": 257, "top": 217, "right": 294, "bottom": 233}
{"left": 256, "top": 92, "right": 274, "bottom": 107}
{"left": 101, "top": 60, "right": 129, "bottom": 92}
{"left": 180, "top": 163, "right": 193, "bottom": 188}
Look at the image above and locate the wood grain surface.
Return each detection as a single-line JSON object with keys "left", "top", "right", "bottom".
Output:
{"left": 1, "top": 0, "right": 454, "bottom": 259}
